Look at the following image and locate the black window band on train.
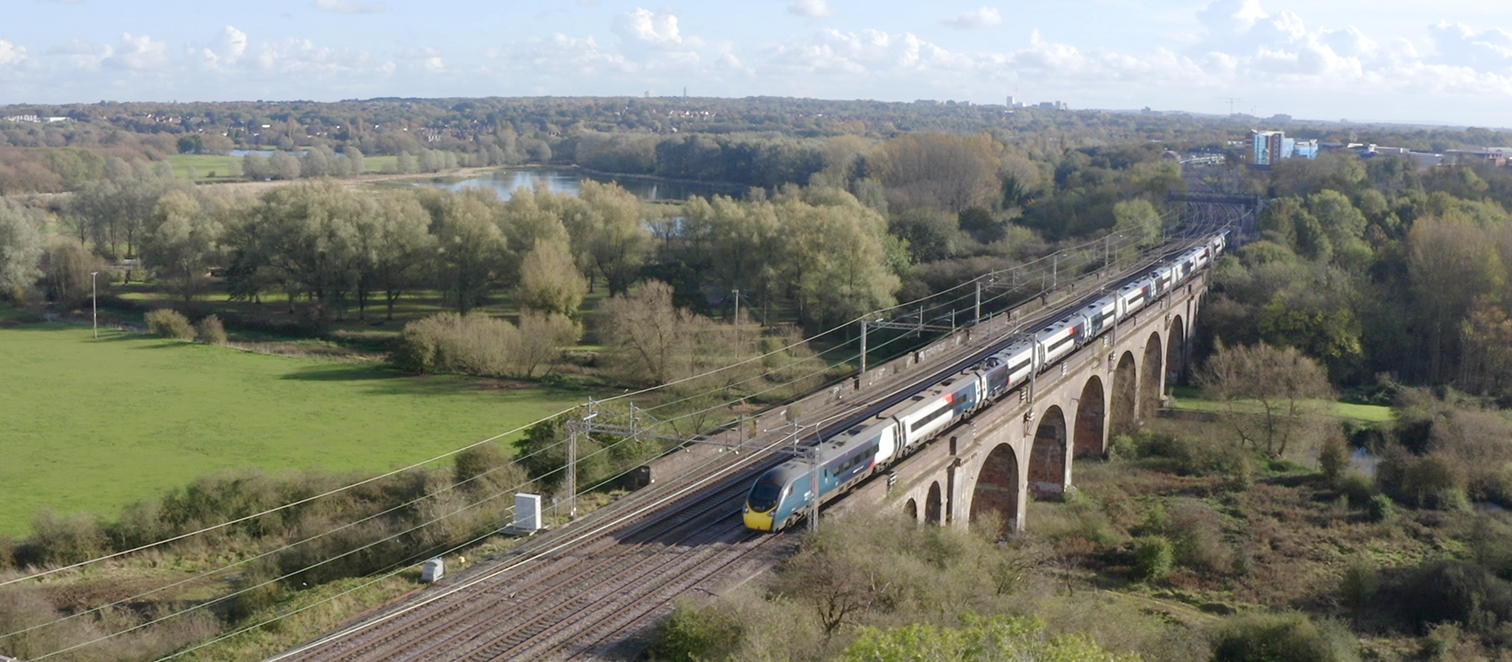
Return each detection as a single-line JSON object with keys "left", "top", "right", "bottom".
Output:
{"left": 1046, "top": 334, "right": 1074, "bottom": 353}
{"left": 910, "top": 404, "right": 955, "bottom": 433}
{"left": 1009, "top": 359, "right": 1030, "bottom": 373}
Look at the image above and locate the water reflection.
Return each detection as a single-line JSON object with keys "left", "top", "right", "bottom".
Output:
{"left": 416, "top": 167, "right": 744, "bottom": 202}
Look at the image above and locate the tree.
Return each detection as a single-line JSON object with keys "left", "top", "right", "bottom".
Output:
{"left": 869, "top": 132, "right": 1003, "bottom": 214}
{"left": 38, "top": 241, "right": 106, "bottom": 308}
{"left": 269, "top": 151, "right": 301, "bottom": 180}
{"left": 516, "top": 239, "right": 587, "bottom": 316}
{"left": 244, "top": 179, "right": 365, "bottom": 317}
{"left": 516, "top": 311, "right": 580, "bottom": 377}
{"left": 0, "top": 199, "right": 44, "bottom": 299}
{"left": 571, "top": 181, "right": 652, "bottom": 295}
{"left": 598, "top": 280, "right": 693, "bottom": 385}
{"left": 362, "top": 192, "right": 434, "bottom": 319}
{"left": 429, "top": 191, "right": 508, "bottom": 314}
{"left": 1458, "top": 297, "right": 1512, "bottom": 398}
{"left": 1112, "top": 199, "right": 1161, "bottom": 248}
{"left": 782, "top": 189, "right": 901, "bottom": 328}
{"left": 1197, "top": 342, "right": 1335, "bottom": 458}
{"left": 1408, "top": 213, "right": 1505, "bottom": 383}
{"left": 69, "top": 157, "right": 184, "bottom": 260}
{"left": 142, "top": 189, "right": 221, "bottom": 304}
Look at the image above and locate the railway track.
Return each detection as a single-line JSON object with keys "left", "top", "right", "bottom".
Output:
{"left": 268, "top": 234, "right": 1224, "bottom": 662}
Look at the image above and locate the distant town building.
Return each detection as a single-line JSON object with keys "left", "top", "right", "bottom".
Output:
{"left": 1251, "top": 130, "right": 1317, "bottom": 165}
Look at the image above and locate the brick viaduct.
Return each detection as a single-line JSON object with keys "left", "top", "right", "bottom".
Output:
{"left": 840, "top": 270, "right": 1210, "bottom": 535}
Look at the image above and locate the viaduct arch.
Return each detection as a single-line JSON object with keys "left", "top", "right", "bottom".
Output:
{"left": 847, "top": 267, "right": 1209, "bottom": 538}
{"left": 1073, "top": 375, "right": 1106, "bottom": 457}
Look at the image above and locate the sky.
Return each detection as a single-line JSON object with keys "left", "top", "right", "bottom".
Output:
{"left": 3, "top": 0, "right": 1512, "bottom": 127}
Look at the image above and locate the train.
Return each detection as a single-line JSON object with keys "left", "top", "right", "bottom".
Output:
{"left": 742, "top": 231, "right": 1228, "bottom": 532}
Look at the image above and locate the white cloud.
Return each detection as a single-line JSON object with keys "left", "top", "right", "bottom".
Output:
{"left": 313, "top": 0, "right": 387, "bottom": 14}
{"left": 0, "top": 39, "right": 28, "bottom": 66}
{"left": 197, "top": 26, "right": 248, "bottom": 69}
{"left": 613, "top": 7, "right": 686, "bottom": 50}
{"left": 1429, "top": 22, "right": 1512, "bottom": 70}
{"left": 942, "top": 7, "right": 1002, "bottom": 30}
{"left": 1196, "top": 0, "right": 1268, "bottom": 35}
{"left": 787, "top": 0, "right": 836, "bottom": 19}
{"left": 254, "top": 38, "right": 374, "bottom": 72}
{"left": 401, "top": 46, "right": 444, "bottom": 72}
{"left": 102, "top": 33, "right": 170, "bottom": 70}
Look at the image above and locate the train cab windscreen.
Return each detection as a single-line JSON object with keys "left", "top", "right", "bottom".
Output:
{"left": 749, "top": 481, "right": 783, "bottom": 511}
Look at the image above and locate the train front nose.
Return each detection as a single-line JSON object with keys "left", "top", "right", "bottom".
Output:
{"left": 743, "top": 504, "right": 775, "bottom": 531}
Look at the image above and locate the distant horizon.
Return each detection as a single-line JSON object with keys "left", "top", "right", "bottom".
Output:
{"left": 3, "top": 0, "right": 1512, "bottom": 127}
{"left": 6, "top": 93, "right": 1508, "bottom": 135}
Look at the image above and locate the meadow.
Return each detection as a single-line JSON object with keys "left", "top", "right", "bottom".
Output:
{"left": 167, "top": 154, "right": 398, "bottom": 181}
{"left": 0, "top": 320, "right": 588, "bottom": 536}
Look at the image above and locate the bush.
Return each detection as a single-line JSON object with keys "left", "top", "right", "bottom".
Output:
{"left": 1367, "top": 494, "right": 1396, "bottom": 523}
{"left": 1377, "top": 448, "right": 1470, "bottom": 510}
{"left": 1165, "top": 499, "right": 1232, "bottom": 573}
{"left": 28, "top": 510, "right": 106, "bottom": 565}
{"left": 1209, "top": 612, "right": 1359, "bottom": 662}
{"left": 1398, "top": 561, "right": 1512, "bottom": 634}
{"left": 392, "top": 312, "right": 560, "bottom": 377}
{"left": 392, "top": 312, "right": 513, "bottom": 375}
{"left": 453, "top": 443, "right": 528, "bottom": 496}
{"left": 653, "top": 598, "right": 745, "bottom": 662}
{"left": 1318, "top": 436, "right": 1348, "bottom": 481}
{"left": 1335, "top": 471, "right": 1375, "bottom": 508}
{"left": 1339, "top": 558, "right": 1380, "bottom": 612}
{"left": 195, "top": 314, "right": 227, "bottom": 345}
{"left": 1133, "top": 536, "right": 1173, "bottom": 582}
{"left": 146, "top": 308, "right": 195, "bottom": 340}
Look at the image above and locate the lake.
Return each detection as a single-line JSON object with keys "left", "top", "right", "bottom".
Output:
{"left": 417, "top": 167, "right": 746, "bottom": 202}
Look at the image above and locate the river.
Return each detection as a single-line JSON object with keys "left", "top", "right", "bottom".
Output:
{"left": 415, "top": 167, "right": 746, "bottom": 202}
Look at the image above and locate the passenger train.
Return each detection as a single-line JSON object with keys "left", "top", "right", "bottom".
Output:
{"left": 743, "top": 232, "right": 1228, "bottom": 532}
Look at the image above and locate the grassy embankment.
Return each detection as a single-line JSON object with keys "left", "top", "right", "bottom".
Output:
{"left": 0, "top": 313, "right": 589, "bottom": 536}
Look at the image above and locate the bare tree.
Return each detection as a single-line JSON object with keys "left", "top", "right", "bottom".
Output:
{"left": 1197, "top": 342, "right": 1335, "bottom": 458}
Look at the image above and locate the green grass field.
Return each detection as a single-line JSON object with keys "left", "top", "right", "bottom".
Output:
{"left": 1168, "top": 386, "right": 1393, "bottom": 423}
{"left": 167, "top": 154, "right": 243, "bottom": 181}
{"left": 168, "top": 154, "right": 399, "bottom": 181}
{"left": 0, "top": 321, "right": 589, "bottom": 536}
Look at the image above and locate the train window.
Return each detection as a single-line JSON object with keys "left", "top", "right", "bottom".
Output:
{"left": 910, "top": 405, "right": 955, "bottom": 433}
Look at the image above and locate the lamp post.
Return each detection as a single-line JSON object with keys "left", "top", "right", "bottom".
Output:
{"left": 90, "top": 271, "right": 99, "bottom": 339}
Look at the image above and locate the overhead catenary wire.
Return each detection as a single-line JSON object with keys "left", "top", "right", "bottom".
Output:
{"left": 2, "top": 215, "right": 1238, "bottom": 658}
{"left": 35, "top": 217, "right": 1245, "bottom": 660}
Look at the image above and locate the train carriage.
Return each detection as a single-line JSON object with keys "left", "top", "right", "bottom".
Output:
{"left": 744, "top": 231, "right": 1232, "bottom": 532}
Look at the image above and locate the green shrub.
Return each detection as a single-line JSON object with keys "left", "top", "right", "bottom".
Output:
{"left": 1377, "top": 448, "right": 1470, "bottom": 510}
{"left": 1109, "top": 434, "right": 1139, "bottom": 461}
{"left": 1339, "top": 558, "right": 1380, "bottom": 612}
{"left": 1367, "top": 494, "right": 1396, "bottom": 523}
{"left": 28, "top": 509, "right": 106, "bottom": 565}
{"left": 146, "top": 308, "right": 195, "bottom": 340}
{"left": 195, "top": 314, "right": 227, "bottom": 345}
{"left": 654, "top": 598, "right": 744, "bottom": 662}
{"left": 1335, "top": 471, "right": 1375, "bottom": 508}
{"left": 1399, "top": 561, "right": 1512, "bottom": 634}
{"left": 1209, "top": 612, "right": 1359, "bottom": 662}
{"left": 1167, "top": 500, "right": 1232, "bottom": 573}
{"left": 392, "top": 312, "right": 522, "bottom": 376}
{"left": 1133, "top": 535, "right": 1173, "bottom": 582}
{"left": 453, "top": 442, "right": 528, "bottom": 496}
{"left": 1318, "top": 436, "right": 1348, "bottom": 481}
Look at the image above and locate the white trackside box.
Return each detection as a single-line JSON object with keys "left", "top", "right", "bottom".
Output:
{"left": 514, "top": 493, "right": 543, "bottom": 533}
